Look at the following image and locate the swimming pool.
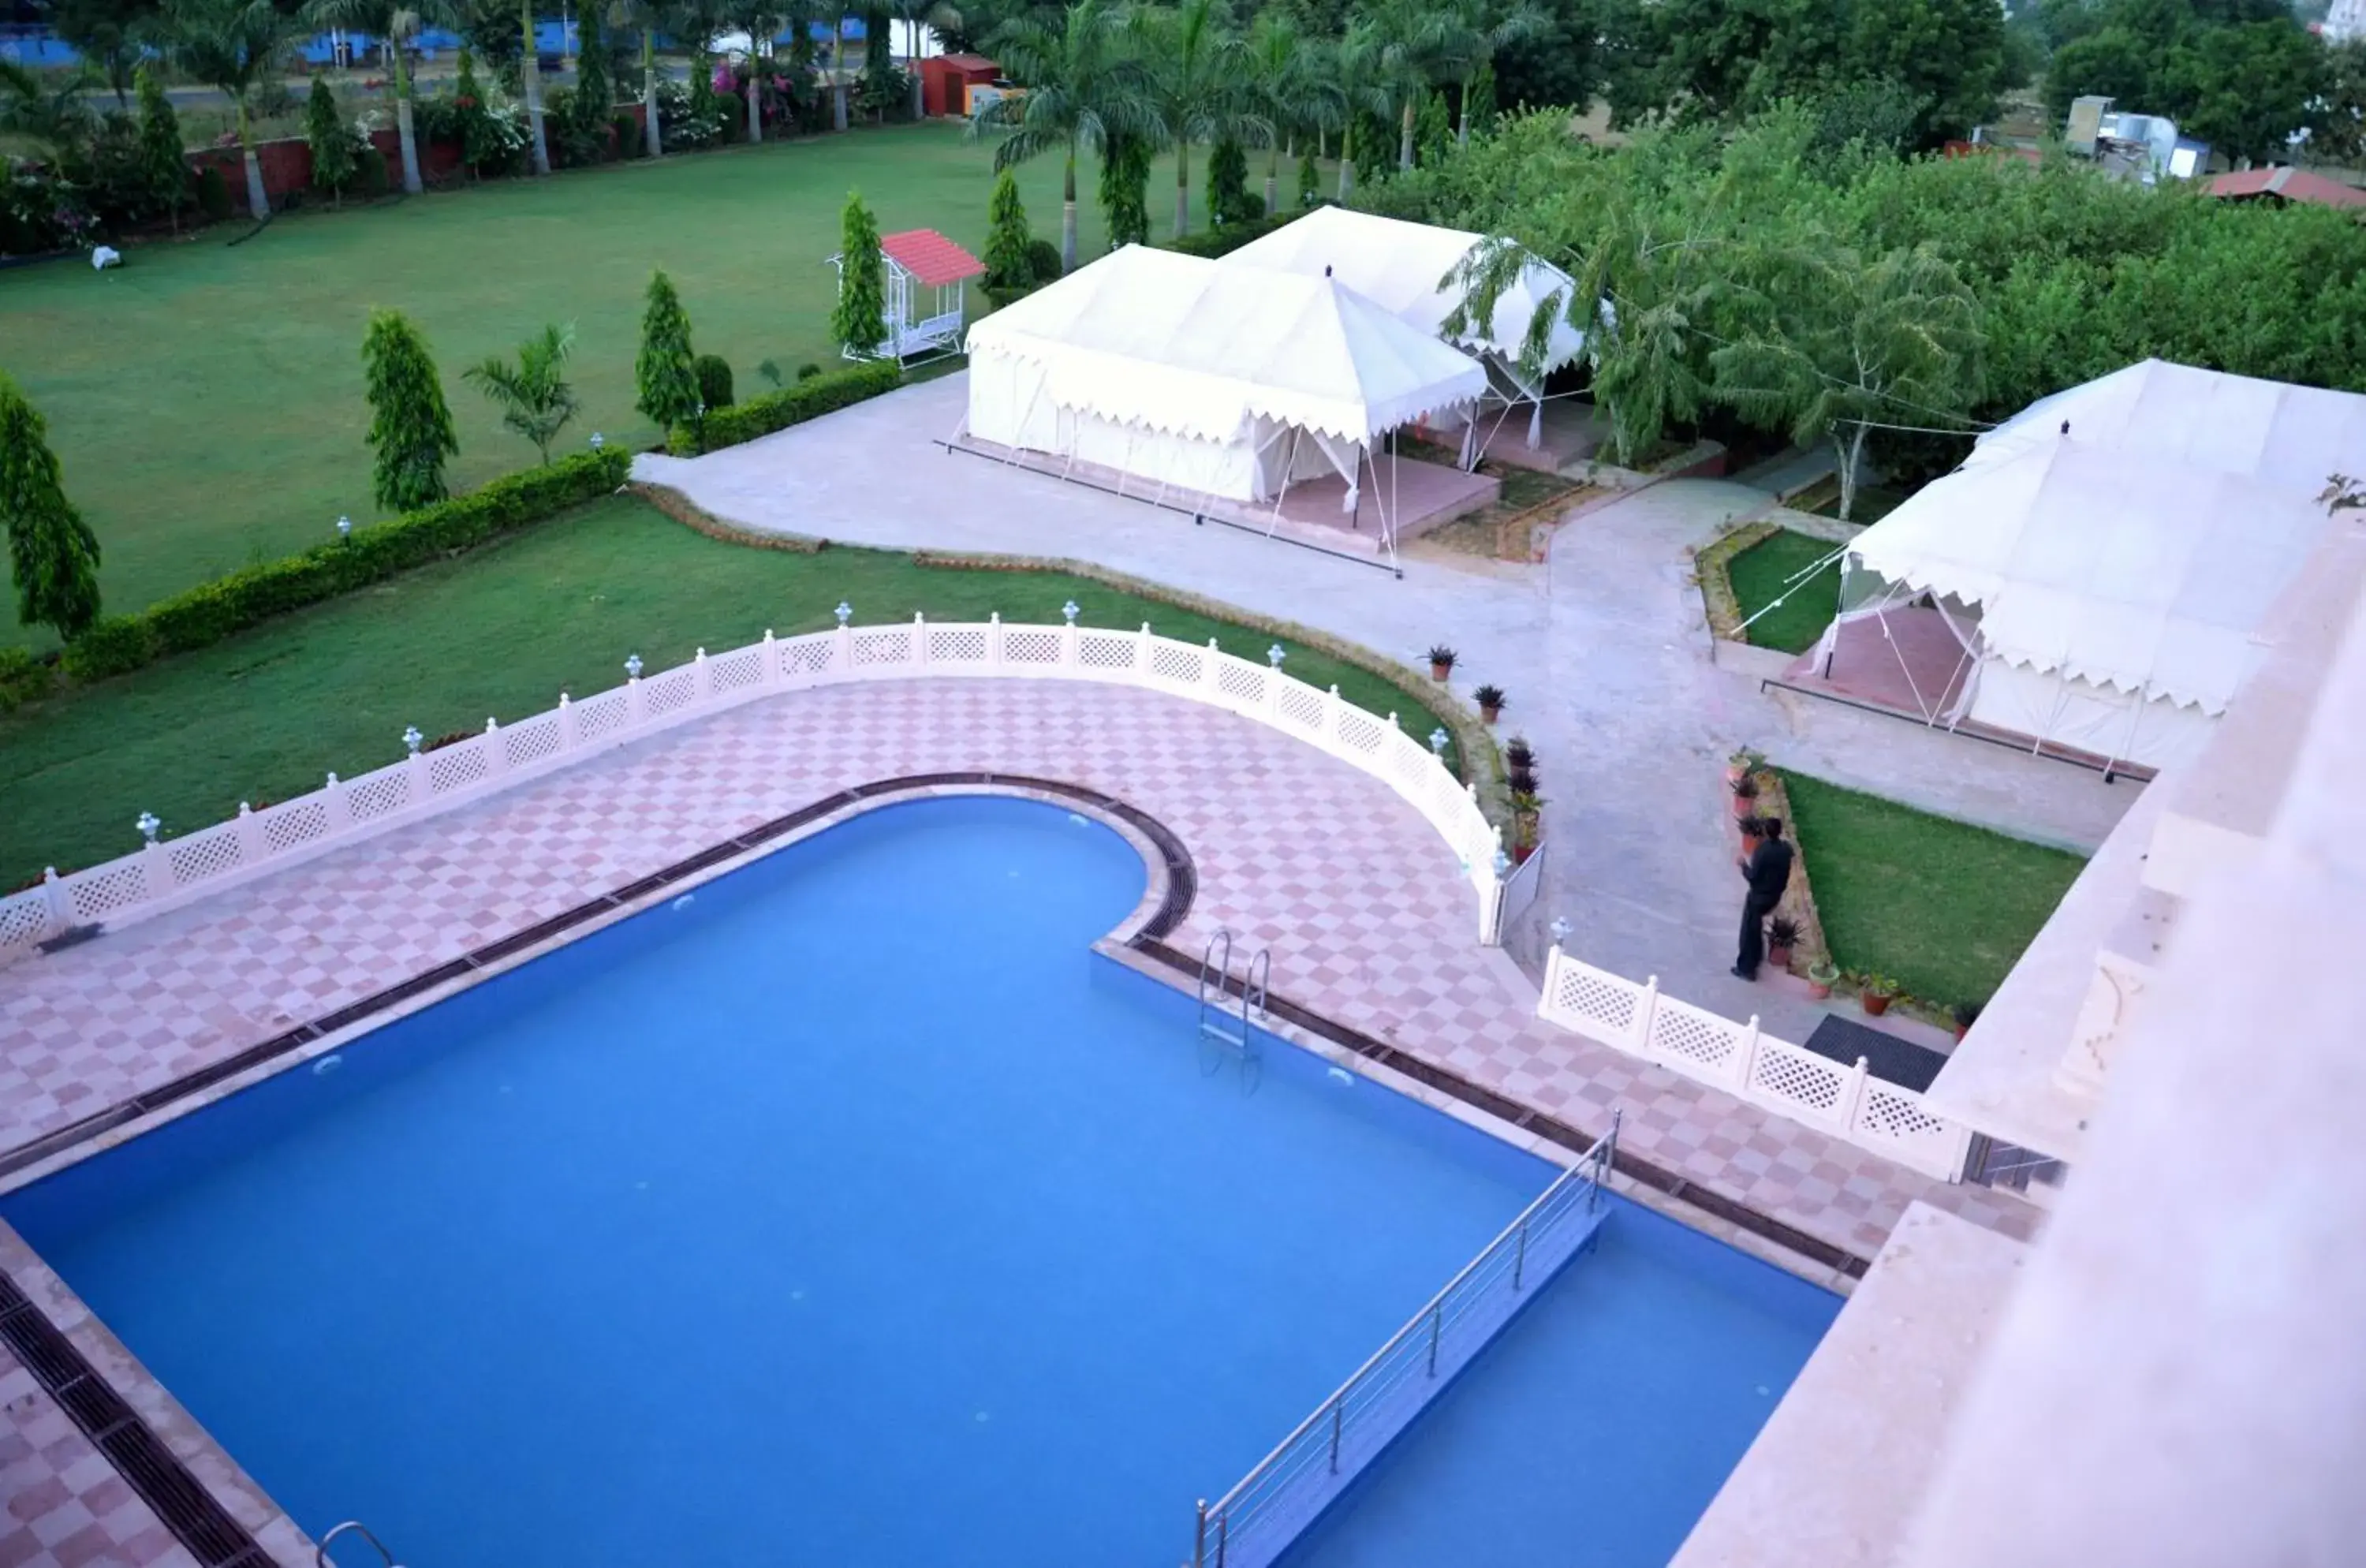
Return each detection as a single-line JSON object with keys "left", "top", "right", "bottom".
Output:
{"left": 3, "top": 795, "right": 1833, "bottom": 1566}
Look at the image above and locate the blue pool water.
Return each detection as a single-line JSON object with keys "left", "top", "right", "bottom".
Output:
{"left": 4, "top": 797, "right": 1834, "bottom": 1567}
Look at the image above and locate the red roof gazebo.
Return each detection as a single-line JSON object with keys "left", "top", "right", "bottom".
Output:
{"left": 828, "top": 228, "right": 985, "bottom": 364}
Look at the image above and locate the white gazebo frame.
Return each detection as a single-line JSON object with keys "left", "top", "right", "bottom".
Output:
{"left": 827, "top": 250, "right": 969, "bottom": 365}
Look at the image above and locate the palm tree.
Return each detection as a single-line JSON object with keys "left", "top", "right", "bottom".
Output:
{"left": 722, "top": 0, "right": 781, "bottom": 140}
{"left": 157, "top": 0, "right": 304, "bottom": 219}
{"left": 968, "top": 0, "right": 1144, "bottom": 273}
{"left": 464, "top": 323, "right": 582, "bottom": 463}
{"left": 304, "top": 0, "right": 459, "bottom": 195}
{"left": 1323, "top": 21, "right": 1391, "bottom": 200}
{"left": 1245, "top": 8, "right": 1339, "bottom": 215}
{"left": 1356, "top": 0, "right": 1449, "bottom": 171}
{"left": 1435, "top": 0, "right": 1543, "bottom": 145}
{"left": 605, "top": 0, "right": 668, "bottom": 156}
{"left": 520, "top": 0, "right": 552, "bottom": 173}
{"left": 0, "top": 59, "right": 98, "bottom": 156}
{"left": 830, "top": 6, "right": 850, "bottom": 129}
{"left": 889, "top": 0, "right": 959, "bottom": 120}
{"left": 1127, "top": 0, "right": 1257, "bottom": 239}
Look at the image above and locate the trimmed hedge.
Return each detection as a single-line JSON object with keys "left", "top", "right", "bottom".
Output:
{"left": 666, "top": 358, "right": 903, "bottom": 456}
{"left": 60, "top": 449, "right": 631, "bottom": 684}
{"left": 1165, "top": 207, "right": 1303, "bottom": 259}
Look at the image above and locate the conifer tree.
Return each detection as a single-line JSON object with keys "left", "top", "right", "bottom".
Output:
{"left": 135, "top": 65, "right": 189, "bottom": 230}
{"left": 830, "top": 191, "right": 886, "bottom": 358}
{"left": 983, "top": 167, "right": 1033, "bottom": 289}
{"left": 307, "top": 77, "right": 356, "bottom": 203}
{"left": 0, "top": 371, "right": 103, "bottom": 642}
{"left": 361, "top": 310, "right": 459, "bottom": 512}
{"left": 634, "top": 270, "right": 702, "bottom": 430}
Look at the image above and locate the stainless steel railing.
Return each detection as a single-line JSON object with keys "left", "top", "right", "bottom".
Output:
{"left": 1190, "top": 1111, "right": 1621, "bottom": 1568}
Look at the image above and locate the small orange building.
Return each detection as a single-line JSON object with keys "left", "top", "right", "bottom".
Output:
{"left": 919, "top": 54, "right": 1002, "bottom": 118}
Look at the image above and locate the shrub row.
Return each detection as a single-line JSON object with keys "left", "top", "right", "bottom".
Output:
{"left": 60, "top": 449, "right": 632, "bottom": 684}
{"left": 1165, "top": 207, "right": 1307, "bottom": 260}
{"left": 666, "top": 358, "right": 904, "bottom": 457}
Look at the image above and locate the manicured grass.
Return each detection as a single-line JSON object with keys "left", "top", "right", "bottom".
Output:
{"left": 1726, "top": 529, "right": 1843, "bottom": 654}
{"left": 0, "top": 121, "right": 1269, "bottom": 643}
{"left": 1779, "top": 771, "right": 2086, "bottom": 1010}
{"left": 0, "top": 495, "right": 1456, "bottom": 885}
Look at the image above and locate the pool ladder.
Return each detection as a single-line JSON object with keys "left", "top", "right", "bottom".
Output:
{"left": 1197, "top": 928, "right": 1270, "bottom": 1073}
{"left": 316, "top": 1521, "right": 403, "bottom": 1568}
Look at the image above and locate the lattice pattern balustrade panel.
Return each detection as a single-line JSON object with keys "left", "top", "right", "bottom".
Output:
{"left": 852, "top": 629, "right": 912, "bottom": 667}
{"left": 66, "top": 864, "right": 148, "bottom": 923}
{"left": 1003, "top": 630, "right": 1061, "bottom": 666}
{"left": 1857, "top": 1085, "right": 1953, "bottom": 1144}
{"left": 1750, "top": 1043, "right": 1844, "bottom": 1114}
{"left": 502, "top": 715, "right": 565, "bottom": 770}
{"left": 709, "top": 648, "right": 765, "bottom": 693}
{"left": 1547, "top": 961, "right": 1641, "bottom": 1036}
{"left": 572, "top": 691, "right": 632, "bottom": 744}
{"left": 1646, "top": 995, "right": 1744, "bottom": 1076}
{"left": 345, "top": 771, "right": 413, "bottom": 821}
{"left": 928, "top": 627, "right": 989, "bottom": 665}
{"left": 427, "top": 743, "right": 491, "bottom": 794}
{"left": 0, "top": 893, "right": 51, "bottom": 951}
{"left": 1216, "top": 660, "right": 1266, "bottom": 702}
{"left": 1336, "top": 710, "right": 1386, "bottom": 754}
{"left": 1275, "top": 682, "right": 1326, "bottom": 734}
{"left": 782, "top": 637, "right": 836, "bottom": 676}
{"left": 166, "top": 827, "right": 244, "bottom": 887}
{"left": 1148, "top": 641, "right": 1204, "bottom": 685}
{"left": 1077, "top": 632, "right": 1137, "bottom": 669}
{"left": 643, "top": 670, "right": 699, "bottom": 718}
{"left": 259, "top": 801, "right": 331, "bottom": 855}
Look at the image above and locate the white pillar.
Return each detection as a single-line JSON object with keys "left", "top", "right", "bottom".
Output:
{"left": 761, "top": 629, "right": 782, "bottom": 687}
{"left": 484, "top": 717, "right": 508, "bottom": 777}
{"left": 234, "top": 802, "right": 267, "bottom": 863}
{"left": 1633, "top": 975, "right": 1661, "bottom": 1055}
{"left": 912, "top": 613, "right": 928, "bottom": 670}
{"left": 323, "top": 772, "right": 353, "bottom": 831}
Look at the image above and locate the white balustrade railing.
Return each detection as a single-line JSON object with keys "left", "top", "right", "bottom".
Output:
{"left": 1536, "top": 946, "right": 1975, "bottom": 1182}
{"left": 0, "top": 617, "right": 1508, "bottom": 968}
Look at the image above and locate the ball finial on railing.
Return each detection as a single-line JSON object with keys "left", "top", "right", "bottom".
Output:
{"left": 1428, "top": 727, "right": 1450, "bottom": 756}
{"left": 401, "top": 725, "right": 424, "bottom": 756}
{"left": 1549, "top": 916, "right": 1572, "bottom": 948}
{"left": 1062, "top": 599, "right": 1080, "bottom": 625}
{"left": 1267, "top": 644, "right": 1286, "bottom": 668}
{"left": 1492, "top": 848, "right": 1512, "bottom": 876}
{"left": 625, "top": 654, "right": 644, "bottom": 680}
{"left": 589, "top": 431, "right": 605, "bottom": 451}
{"left": 136, "top": 811, "right": 160, "bottom": 845}
{"left": 835, "top": 601, "right": 853, "bottom": 627}
{"left": 336, "top": 514, "right": 351, "bottom": 539}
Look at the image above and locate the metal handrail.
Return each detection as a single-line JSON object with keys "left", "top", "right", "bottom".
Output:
{"left": 1192, "top": 1111, "right": 1620, "bottom": 1567}
{"left": 316, "top": 1521, "right": 401, "bottom": 1568}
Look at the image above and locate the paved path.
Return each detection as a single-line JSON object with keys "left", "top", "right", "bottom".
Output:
{"left": 639, "top": 373, "right": 2138, "bottom": 1040}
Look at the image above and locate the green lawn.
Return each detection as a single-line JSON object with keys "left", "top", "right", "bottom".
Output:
{"left": 0, "top": 121, "right": 1256, "bottom": 644}
{"left": 0, "top": 495, "right": 1456, "bottom": 885}
{"left": 1727, "top": 529, "right": 1843, "bottom": 654}
{"left": 1779, "top": 771, "right": 2086, "bottom": 1010}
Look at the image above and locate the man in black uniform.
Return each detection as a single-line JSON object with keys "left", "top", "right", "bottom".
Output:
{"left": 1732, "top": 817, "right": 1794, "bottom": 980}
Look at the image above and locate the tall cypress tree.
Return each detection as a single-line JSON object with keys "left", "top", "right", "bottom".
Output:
{"left": 830, "top": 191, "right": 886, "bottom": 358}
{"left": 635, "top": 270, "right": 702, "bottom": 430}
{"left": 1099, "top": 133, "right": 1151, "bottom": 250}
{"left": 307, "top": 78, "right": 356, "bottom": 203}
{"left": 983, "top": 168, "right": 1032, "bottom": 290}
{"left": 135, "top": 64, "right": 188, "bottom": 230}
{"left": 0, "top": 371, "right": 103, "bottom": 642}
{"left": 361, "top": 311, "right": 459, "bottom": 513}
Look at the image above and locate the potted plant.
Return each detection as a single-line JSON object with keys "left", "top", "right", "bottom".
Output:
{"left": 1952, "top": 1000, "right": 1983, "bottom": 1041}
{"left": 1806, "top": 960, "right": 1838, "bottom": 1000}
{"left": 1730, "top": 773, "right": 1760, "bottom": 819}
{"left": 1725, "top": 746, "right": 1765, "bottom": 786}
{"left": 1427, "top": 645, "right": 1457, "bottom": 681}
{"left": 1738, "top": 814, "right": 1763, "bottom": 859}
{"left": 1767, "top": 916, "right": 1800, "bottom": 969}
{"left": 1504, "top": 734, "right": 1535, "bottom": 771}
{"left": 1857, "top": 973, "right": 1899, "bottom": 1017}
{"left": 1509, "top": 790, "right": 1544, "bottom": 861}
{"left": 1474, "top": 684, "right": 1506, "bottom": 724}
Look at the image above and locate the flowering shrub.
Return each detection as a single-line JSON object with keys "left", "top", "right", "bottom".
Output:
{"left": 0, "top": 159, "right": 95, "bottom": 257}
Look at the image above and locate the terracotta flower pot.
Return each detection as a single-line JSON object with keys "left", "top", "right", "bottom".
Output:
{"left": 1480, "top": 704, "right": 1502, "bottom": 724}
{"left": 1860, "top": 991, "right": 1893, "bottom": 1017}
{"left": 1807, "top": 979, "right": 1832, "bottom": 1000}
{"left": 1730, "top": 793, "right": 1757, "bottom": 819}
{"left": 1431, "top": 661, "right": 1453, "bottom": 681}
{"left": 1513, "top": 842, "right": 1536, "bottom": 864}
{"left": 1767, "top": 943, "right": 1793, "bottom": 969}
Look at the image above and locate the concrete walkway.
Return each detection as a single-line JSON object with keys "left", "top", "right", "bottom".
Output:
{"left": 637, "top": 374, "right": 2138, "bottom": 1038}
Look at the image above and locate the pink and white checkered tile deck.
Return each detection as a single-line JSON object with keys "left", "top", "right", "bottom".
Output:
{"left": 0, "top": 679, "right": 2036, "bottom": 1566}
{"left": 0, "top": 1342, "right": 192, "bottom": 1568}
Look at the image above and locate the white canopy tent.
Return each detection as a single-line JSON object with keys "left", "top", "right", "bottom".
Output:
{"left": 1826, "top": 436, "right": 2341, "bottom": 771}
{"left": 1219, "top": 206, "right": 1588, "bottom": 454}
{"left": 1965, "top": 358, "right": 2366, "bottom": 491}
{"left": 964, "top": 245, "right": 1489, "bottom": 560}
